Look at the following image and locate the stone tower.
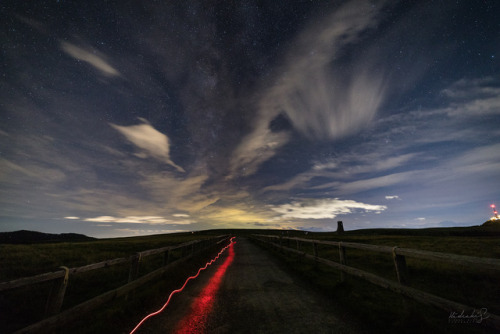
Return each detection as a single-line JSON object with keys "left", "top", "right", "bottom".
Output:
{"left": 337, "top": 221, "right": 344, "bottom": 234}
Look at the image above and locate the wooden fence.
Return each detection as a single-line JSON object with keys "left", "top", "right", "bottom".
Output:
{"left": 0, "top": 235, "right": 230, "bottom": 334}
{"left": 252, "top": 234, "right": 500, "bottom": 331}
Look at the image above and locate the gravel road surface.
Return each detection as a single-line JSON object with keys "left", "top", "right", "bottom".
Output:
{"left": 134, "top": 237, "right": 360, "bottom": 333}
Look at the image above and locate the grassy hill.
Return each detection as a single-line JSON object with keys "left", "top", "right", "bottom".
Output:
{"left": 252, "top": 225, "right": 500, "bottom": 334}
{"left": 0, "top": 230, "right": 95, "bottom": 244}
{"left": 0, "top": 231, "right": 226, "bottom": 333}
{"left": 483, "top": 219, "right": 500, "bottom": 227}
{"left": 1, "top": 226, "right": 499, "bottom": 333}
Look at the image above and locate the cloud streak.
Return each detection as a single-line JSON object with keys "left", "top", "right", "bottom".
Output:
{"left": 264, "top": 0, "right": 390, "bottom": 139}
{"left": 61, "top": 41, "right": 120, "bottom": 77}
{"left": 110, "top": 118, "right": 185, "bottom": 172}
{"left": 230, "top": 0, "right": 389, "bottom": 178}
{"left": 440, "top": 77, "right": 500, "bottom": 117}
{"left": 385, "top": 195, "right": 400, "bottom": 200}
{"left": 83, "top": 215, "right": 193, "bottom": 225}
{"left": 139, "top": 172, "right": 217, "bottom": 213}
{"left": 271, "top": 198, "right": 387, "bottom": 220}
{"left": 229, "top": 126, "right": 289, "bottom": 178}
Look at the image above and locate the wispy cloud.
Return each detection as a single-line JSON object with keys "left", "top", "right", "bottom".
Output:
{"left": 173, "top": 213, "right": 190, "bottom": 218}
{"left": 84, "top": 216, "right": 167, "bottom": 224}
{"left": 0, "top": 158, "right": 67, "bottom": 182}
{"left": 229, "top": 125, "right": 289, "bottom": 178}
{"left": 263, "top": 152, "right": 417, "bottom": 194}
{"left": 440, "top": 77, "right": 500, "bottom": 116}
{"left": 229, "top": 0, "right": 389, "bottom": 178}
{"left": 140, "top": 172, "right": 217, "bottom": 212}
{"left": 271, "top": 198, "right": 387, "bottom": 220}
{"left": 262, "top": 0, "right": 390, "bottom": 140}
{"left": 267, "top": 76, "right": 500, "bottom": 198}
{"left": 83, "top": 215, "right": 195, "bottom": 225}
{"left": 60, "top": 41, "right": 120, "bottom": 77}
{"left": 438, "top": 143, "right": 500, "bottom": 178}
{"left": 385, "top": 195, "right": 399, "bottom": 200}
{"left": 202, "top": 206, "right": 270, "bottom": 225}
{"left": 325, "top": 171, "right": 417, "bottom": 194}
{"left": 113, "top": 228, "right": 189, "bottom": 237}
{"left": 110, "top": 118, "right": 185, "bottom": 172}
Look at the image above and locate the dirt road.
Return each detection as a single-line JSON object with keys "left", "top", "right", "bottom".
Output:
{"left": 133, "top": 237, "right": 360, "bottom": 333}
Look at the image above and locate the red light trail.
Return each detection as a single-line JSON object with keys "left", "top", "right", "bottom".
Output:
{"left": 173, "top": 236, "right": 235, "bottom": 333}
{"left": 129, "top": 237, "right": 236, "bottom": 334}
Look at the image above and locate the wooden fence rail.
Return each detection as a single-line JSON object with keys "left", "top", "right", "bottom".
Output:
{"left": 1, "top": 235, "right": 230, "bottom": 334}
{"left": 252, "top": 234, "right": 500, "bottom": 331}
{"left": 263, "top": 236, "right": 500, "bottom": 270}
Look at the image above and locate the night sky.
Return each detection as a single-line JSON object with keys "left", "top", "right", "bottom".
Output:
{"left": 1, "top": 1, "right": 499, "bottom": 238}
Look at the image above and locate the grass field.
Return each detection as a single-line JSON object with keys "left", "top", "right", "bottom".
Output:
{"left": 1, "top": 226, "right": 499, "bottom": 333}
{"left": 0, "top": 231, "right": 227, "bottom": 333}
{"left": 0, "top": 231, "right": 225, "bottom": 281}
{"left": 252, "top": 225, "right": 500, "bottom": 334}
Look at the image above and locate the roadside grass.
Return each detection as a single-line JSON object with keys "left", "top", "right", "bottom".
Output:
{"left": 63, "top": 244, "right": 227, "bottom": 334}
{"left": 252, "top": 228, "right": 500, "bottom": 334}
{"left": 0, "top": 231, "right": 226, "bottom": 333}
{"left": 0, "top": 232, "right": 217, "bottom": 281}
{"left": 2, "top": 227, "right": 499, "bottom": 333}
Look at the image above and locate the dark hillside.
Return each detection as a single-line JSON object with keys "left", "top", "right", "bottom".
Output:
{"left": 341, "top": 224, "right": 500, "bottom": 237}
{"left": 0, "top": 230, "right": 95, "bottom": 244}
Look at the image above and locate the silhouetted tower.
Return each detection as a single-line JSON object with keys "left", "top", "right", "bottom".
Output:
{"left": 492, "top": 204, "right": 499, "bottom": 220}
{"left": 337, "top": 221, "right": 344, "bottom": 234}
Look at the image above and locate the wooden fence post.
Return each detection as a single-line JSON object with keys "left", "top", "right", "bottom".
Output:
{"left": 339, "top": 242, "right": 347, "bottom": 282}
{"left": 295, "top": 239, "right": 302, "bottom": 262}
{"left": 392, "top": 247, "right": 408, "bottom": 284}
{"left": 128, "top": 253, "right": 141, "bottom": 283}
{"left": 45, "top": 266, "right": 69, "bottom": 316}
{"left": 126, "top": 253, "right": 141, "bottom": 300}
{"left": 313, "top": 242, "right": 318, "bottom": 266}
{"left": 163, "top": 250, "right": 170, "bottom": 266}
